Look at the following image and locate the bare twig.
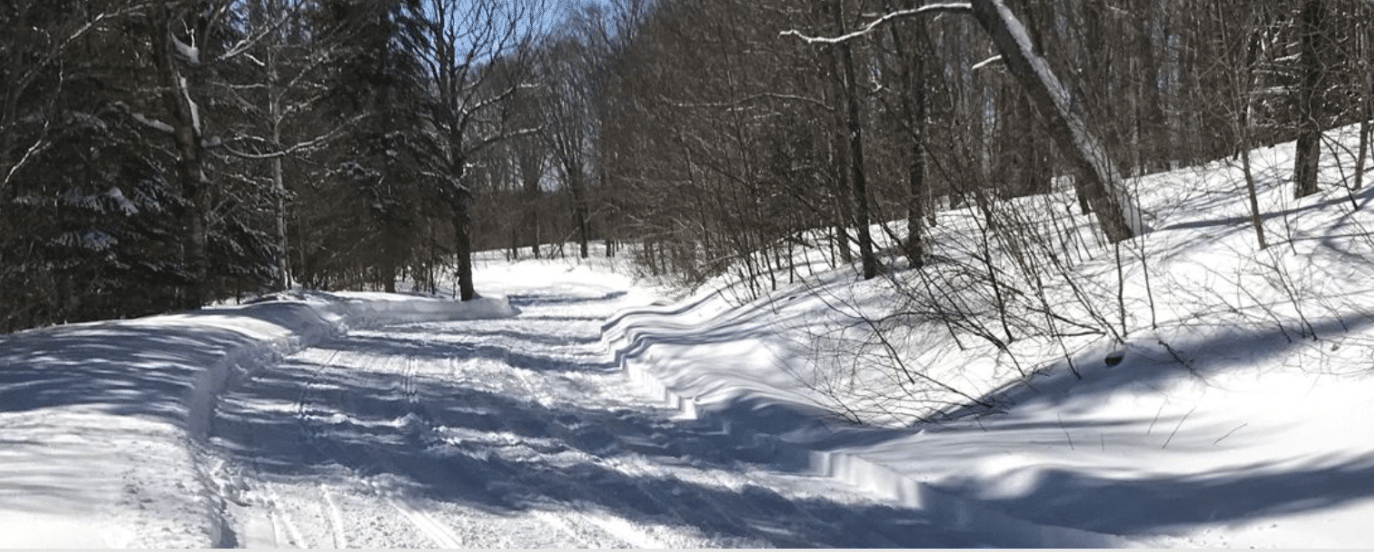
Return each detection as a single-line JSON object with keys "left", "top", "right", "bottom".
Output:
{"left": 1162, "top": 406, "right": 1196, "bottom": 449}
{"left": 780, "top": 4, "right": 972, "bottom": 45}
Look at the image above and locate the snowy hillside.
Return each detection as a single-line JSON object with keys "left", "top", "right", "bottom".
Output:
{"left": 607, "top": 122, "right": 1374, "bottom": 547}
{"left": 2, "top": 124, "right": 1373, "bottom": 547}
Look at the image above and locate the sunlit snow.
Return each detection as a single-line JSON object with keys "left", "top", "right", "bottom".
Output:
{"left": 2, "top": 123, "right": 1374, "bottom": 547}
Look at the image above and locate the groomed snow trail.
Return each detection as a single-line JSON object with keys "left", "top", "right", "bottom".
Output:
{"left": 207, "top": 283, "right": 972, "bottom": 548}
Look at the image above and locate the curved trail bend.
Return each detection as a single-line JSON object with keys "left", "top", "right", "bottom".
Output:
{"left": 208, "top": 282, "right": 971, "bottom": 548}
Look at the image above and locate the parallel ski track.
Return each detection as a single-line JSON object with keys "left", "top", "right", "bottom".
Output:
{"left": 277, "top": 334, "right": 630, "bottom": 548}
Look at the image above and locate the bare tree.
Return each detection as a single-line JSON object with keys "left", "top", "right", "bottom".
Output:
{"left": 786, "top": 0, "right": 1147, "bottom": 244}
{"left": 419, "top": 0, "right": 546, "bottom": 300}
{"left": 826, "top": 0, "right": 880, "bottom": 279}
{"left": 537, "top": 24, "right": 600, "bottom": 259}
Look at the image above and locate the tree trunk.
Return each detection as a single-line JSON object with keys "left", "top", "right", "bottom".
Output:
{"left": 268, "top": 42, "right": 291, "bottom": 291}
{"left": 889, "top": 1, "right": 927, "bottom": 267}
{"left": 449, "top": 155, "right": 476, "bottom": 300}
{"left": 968, "top": 0, "right": 1145, "bottom": 243}
{"left": 1293, "top": 0, "right": 1325, "bottom": 199}
{"left": 451, "top": 191, "right": 475, "bottom": 300}
{"left": 1355, "top": 17, "right": 1371, "bottom": 191}
{"left": 520, "top": 156, "right": 542, "bottom": 258}
{"left": 1241, "top": 138, "right": 1269, "bottom": 250}
{"left": 829, "top": 0, "right": 878, "bottom": 279}
{"left": 153, "top": 7, "right": 210, "bottom": 306}
{"left": 571, "top": 166, "right": 590, "bottom": 259}
{"left": 1134, "top": 1, "right": 1169, "bottom": 172}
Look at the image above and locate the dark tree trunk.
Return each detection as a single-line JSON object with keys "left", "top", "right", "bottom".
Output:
{"left": 451, "top": 192, "right": 475, "bottom": 301}
{"left": 449, "top": 156, "right": 476, "bottom": 300}
{"left": 522, "top": 169, "right": 541, "bottom": 258}
{"left": 1293, "top": 0, "right": 1325, "bottom": 199}
{"left": 890, "top": 1, "right": 927, "bottom": 267}
{"left": 153, "top": 6, "right": 210, "bottom": 306}
{"left": 1352, "top": 15, "right": 1370, "bottom": 191}
{"left": 829, "top": 0, "right": 878, "bottom": 279}
{"left": 571, "top": 166, "right": 590, "bottom": 259}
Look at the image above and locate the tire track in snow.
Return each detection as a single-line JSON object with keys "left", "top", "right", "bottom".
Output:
{"left": 383, "top": 496, "right": 464, "bottom": 548}
{"left": 278, "top": 339, "right": 620, "bottom": 548}
{"left": 451, "top": 348, "right": 793, "bottom": 547}
{"left": 263, "top": 483, "right": 308, "bottom": 547}
{"left": 318, "top": 484, "right": 348, "bottom": 549}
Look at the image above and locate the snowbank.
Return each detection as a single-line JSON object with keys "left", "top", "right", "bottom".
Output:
{"left": 605, "top": 299, "right": 1143, "bottom": 548}
{"left": 0, "top": 292, "right": 516, "bottom": 547}
{"left": 604, "top": 122, "right": 1374, "bottom": 547}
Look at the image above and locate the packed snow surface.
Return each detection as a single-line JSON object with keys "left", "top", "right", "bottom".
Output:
{"left": 3, "top": 124, "right": 1374, "bottom": 548}
{"left": 0, "top": 269, "right": 986, "bottom": 547}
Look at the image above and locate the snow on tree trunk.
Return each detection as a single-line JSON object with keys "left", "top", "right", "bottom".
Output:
{"left": 153, "top": 7, "right": 210, "bottom": 306}
{"left": 969, "top": 0, "right": 1146, "bottom": 243}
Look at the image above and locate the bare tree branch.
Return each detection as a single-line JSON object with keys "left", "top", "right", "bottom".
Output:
{"left": 780, "top": 3, "right": 972, "bottom": 44}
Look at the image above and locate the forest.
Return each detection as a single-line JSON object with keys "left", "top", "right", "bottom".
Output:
{"left": 2, "top": 0, "right": 1372, "bottom": 333}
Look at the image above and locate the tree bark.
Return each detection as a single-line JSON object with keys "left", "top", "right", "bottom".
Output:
{"left": 1293, "top": 0, "right": 1325, "bottom": 199}
{"left": 829, "top": 0, "right": 878, "bottom": 279}
{"left": 268, "top": 35, "right": 291, "bottom": 291}
{"left": 450, "top": 167, "right": 476, "bottom": 301}
{"left": 570, "top": 162, "right": 590, "bottom": 259}
{"left": 153, "top": 6, "right": 211, "bottom": 306}
{"left": 889, "top": 1, "right": 927, "bottom": 267}
{"left": 1355, "top": 16, "right": 1371, "bottom": 191}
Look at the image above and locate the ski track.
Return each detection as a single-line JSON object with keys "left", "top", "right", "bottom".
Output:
{"left": 207, "top": 287, "right": 973, "bottom": 548}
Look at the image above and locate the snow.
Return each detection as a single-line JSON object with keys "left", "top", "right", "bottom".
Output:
{"left": 3, "top": 122, "right": 1374, "bottom": 547}
{"left": 0, "top": 292, "right": 516, "bottom": 547}
{"left": 172, "top": 35, "right": 201, "bottom": 66}
{"left": 605, "top": 123, "right": 1374, "bottom": 547}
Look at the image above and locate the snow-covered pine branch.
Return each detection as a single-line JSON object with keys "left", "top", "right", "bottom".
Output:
{"left": 113, "top": 102, "right": 177, "bottom": 135}
{"left": 780, "top": 3, "right": 971, "bottom": 44}
{"left": 1, "top": 133, "right": 49, "bottom": 191}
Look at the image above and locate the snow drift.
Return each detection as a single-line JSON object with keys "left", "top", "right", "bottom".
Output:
{"left": 603, "top": 122, "right": 1374, "bottom": 547}
{"left": 0, "top": 292, "right": 515, "bottom": 547}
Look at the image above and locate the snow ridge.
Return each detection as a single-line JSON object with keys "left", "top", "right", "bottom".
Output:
{"left": 0, "top": 291, "right": 516, "bottom": 548}
{"left": 605, "top": 310, "right": 1144, "bottom": 548}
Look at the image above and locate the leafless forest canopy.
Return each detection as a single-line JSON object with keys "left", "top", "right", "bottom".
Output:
{"left": 1, "top": 0, "right": 1371, "bottom": 332}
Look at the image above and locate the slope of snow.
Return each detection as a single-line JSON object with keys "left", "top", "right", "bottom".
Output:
{"left": 3, "top": 123, "right": 1373, "bottom": 547}
{"left": 605, "top": 123, "right": 1374, "bottom": 547}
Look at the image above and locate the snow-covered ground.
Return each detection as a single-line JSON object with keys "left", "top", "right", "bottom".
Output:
{"left": 0, "top": 264, "right": 985, "bottom": 547}
{"left": 604, "top": 124, "right": 1374, "bottom": 548}
{"left": 3, "top": 124, "right": 1374, "bottom": 548}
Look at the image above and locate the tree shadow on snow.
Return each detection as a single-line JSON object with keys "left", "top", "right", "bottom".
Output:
{"left": 908, "top": 312, "right": 1374, "bottom": 538}
{"left": 0, "top": 302, "right": 330, "bottom": 420}
{"left": 933, "top": 453, "right": 1374, "bottom": 536}
{"left": 208, "top": 314, "right": 981, "bottom": 548}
